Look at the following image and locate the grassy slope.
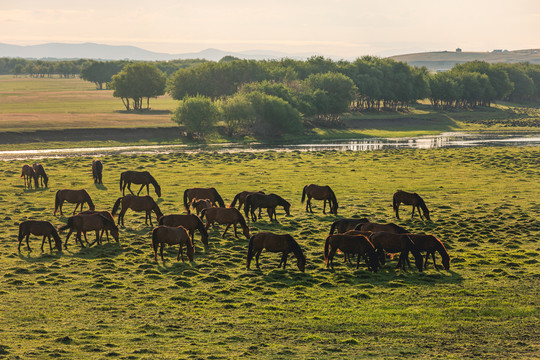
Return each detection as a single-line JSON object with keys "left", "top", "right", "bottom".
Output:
{"left": 1, "top": 147, "right": 539, "bottom": 359}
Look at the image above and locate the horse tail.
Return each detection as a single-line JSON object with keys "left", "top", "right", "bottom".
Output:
{"left": 111, "top": 197, "right": 122, "bottom": 216}
{"left": 183, "top": 189, "right": 190, "bottom": 213}
{"left": 213, "top": 189, "right": 225, "bottom": 208}
{"left": 301, "top": 185, "right": 307, "bottom": 203}
{"left": 158, "top": 215, "right": 165, "bottom": 226}
{"left": 392, "top": 192, "right": 399, "bottom": 212}
{"left": 18, "top": 222, "right": 24, "bottom": 242}
{"left": 329, "top": 221, "right": 338, "bottom": 235}
{"left": 152, "top": 228, "right": 160, "bottom": 260}
{"left": 324, "top": 236, "right": 331, "bottom": 265}
{"left": 119, "top": 173, "right": 123, "bottom": 191}
{"left": 54, "top": 190, "right": 61, "bottom": 213}
{"left": 58, "top": 216, "right": 73, "bottom": 233}
{"left": 246, "top": 235, "right": 255, "bottom": 269}
{"left": 230, "top": 193, "right": 241, "bottom": 208}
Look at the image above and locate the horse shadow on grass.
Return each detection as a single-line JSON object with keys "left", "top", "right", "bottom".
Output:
{"left": 94, "top": 183, "right": 108, "bottom": 191}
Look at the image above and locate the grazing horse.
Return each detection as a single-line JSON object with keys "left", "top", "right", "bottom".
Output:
{"left": 59, "top": 213, "right": 119, "bottom": 248}
{"left": 356, "top": 222, "right": 409, "bottom": 234}
{"left": 32, "top": 163, "right": 49, "bottom": 187}
{"left": 393, "top": 190, "right": 430, "bottom": 221}
{"left": 78, "top": 210, "right": 117, "bottom": 243}
{"left": 152, "top": 225, "right": 195, "bottom": 262}
{"left": 54, "top": 189, "right": 95, "bottom": 216}
{"left": 369, "top": 232, "right": 423, "bottom": 272}
{"left": 18, "top": 220, "right": 62, "bottom": 252}
{"left": 230, "top": 191, "right": 265, "bottom": 211}
{"left": 191, "top": 199, "right": 213, "bottom": 216}
{"left": 200, "top": 207, "right": 250, "bottom": 239}
{"left": 92, "top": 159, "right": 103, "bottom": 184}
{"left": 244, "top": 193, "right": 291, "bottom": 221}
{"left": 112, "top": 195, "right": 163, "bottom": 226}
{"left": 247, "top": 232, "right": 306, "bottom": 272}
{"left": 407, "top": 234, "right": 450, "bottom": 270}
{"left": 329, "top": 218, "right": 370, "bottom": 234}
{"left": 159, "top": 214, "right": 209, "bottom": 246}
{"left": 324, "top": 234, "right": 378, "bottom": 271}
{"left": 183, "top": 187, "right": 225, "bottom": 214}
{"left": 20, "top": 164, "right": 39, "bottom": 189}
{"left": 301, "top": 184, "right": 338, "bottom": 215}
{"left": 120, "top": 170, "right": 161, "bottom": 197}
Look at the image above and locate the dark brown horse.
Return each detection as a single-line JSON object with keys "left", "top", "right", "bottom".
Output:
{"left": 152, "top": 225, "right": 195, "bottom": 262}
{"left": 407, "top": 234, "right": 450, "bottom": 270}
{"left": 112, "top": 195, "right": 163, "bottom": 226}
{"left": 201, "top": 207, "right": 250, "bottom": 239}
{"left": 54, "top": 189, "right": 95, "bottom": 216}
{"left": 158, "top": 214, "right": 209, "bottom": 246}
{"left": 301, "top": 184, "right": 338, "bottom": 214}
{"left": 32, "top": 163, "right": 49, "bottom": 187}
{"left": 230, "top": 191, "right": 265, "bottom": 211}
{"left": 18, "top": 220, "right": 62, "bottom": 252}
{"left": 329, "top": 218, "right": 370, "bottom": 234}
{"left": 59, "top": 213, "right": 119, "bottom": 248}
{"left": 247, "top": 232, "right": 306, "bottom": 272}
{"left": 20, "top": 164, "right": 39, "bottom": 189}
{"left": 183, "top": 187, "right": 225, "bottom": 214}
{"left": 369, "top": 232, "right": 423, "bottom": 271}
{"left": 244, "top": 193, "right": 291, "bottom": 221}
{"left": 120, "top": 170, "right": 161, "bottom": 197}
{"left": 78, "top": 210, "right": 117, "bottom": 243}
{"left": 393, "top": 190, "right": 430, "bottom": 221}
{"left": 191, "top": 199, "right": 213, "bottom": 216}
{"left": 92, "top": 159, "right": 103, "bottom": 184}
{"left": 324, "top": 233, "right": 378, "bottom": 271}
{"left": 356, "top": 222, "right": 409, "bottom": 234}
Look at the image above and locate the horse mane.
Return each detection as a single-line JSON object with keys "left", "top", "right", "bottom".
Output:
{"left": 98, "top": 213, "right": 117, "bottom": 228}
{"left": 84, "top": 190, "right": 95, "bottom": 210}
{"left": 432, "top": 235, "right": 450, "bottom": 261}
{"left": 286, "top": 235, "right": 305, "bottom": 262}
{"left": 148, "top": 172, "right": 159, "bottom": 187}
{"left": 153, "top": 200, "right": 163, "bottom": 218}
{"left": 194, "top": 215, "right": 209, "bottom": 239}
{"left": 237, "top": 209, "right": 249, "bottom": 231}
{"left": 327, "top": 186, "right": 338, "bottom": 210}
{"left": 391, "top": 223, "right": 409, "bottom": 234}
{"left": 212, "top": 188, "right": 225, "bottom": 207}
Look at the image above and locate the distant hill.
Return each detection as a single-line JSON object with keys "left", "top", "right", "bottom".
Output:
{"left": 390, "top": 49, "right": 540, "bottom": 71}
{"left": 0, "top": 42, "right": 312, "bottom": 61}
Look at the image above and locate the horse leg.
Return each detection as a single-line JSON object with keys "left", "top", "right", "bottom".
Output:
{"left": 424, "top": 253, "right": 430, "bottom": 269}
{"left": 160, "top": 244, "right": 165, "bottom": 262}
{"left": 281, "top": 253, "right": 288, "bottom": 269}
{"left": 233, "top": 224, "right": 239, "bottom": 238}
{"left": 222, "top": 224, "right": 231, "bottom": 238}
{"left": 72, "top": 202, "right": 79, "bottom": 215}
{"left": 127, "top": 182, "right": 135, "bottom": 195}
{"left": 255, "top": 250, "right": 262, "bottom": 268}
{"left": 148, "top": 211, "right": 153, "bottom": 226}
{"left": 59, "top": 201, "right": 63, "bottom": 216}
{"left": 323, "top": 199, "right": 326, "bottom": 214}
{"left": 328, "top": 248, "right": 337, "bottom": 269}
{"left": 431, "top": 252, "right": 438, "bottom": 270}
{"left": 395, "top": 203, "right": 400, "bottom": 220}
{"left": 41, "top": 235, "right": 46, "bottom": 252}
{"left": 137, "top": 184, "right": 145, "bottom": 196}
{"left": 411, "top": 205, "right": 415, "bottom": 219}
{"left": 177, "top": 244, "right": 183, "bottom": 261}
{"left": 357, "top": 253, "right": 361, "bottom": 269}
{"left": 26, "top": 234, "right": 32, "bottom": 251}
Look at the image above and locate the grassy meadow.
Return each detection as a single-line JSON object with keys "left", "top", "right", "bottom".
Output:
{"left": 1, "top": 147, "right": 539, "bottom": 359}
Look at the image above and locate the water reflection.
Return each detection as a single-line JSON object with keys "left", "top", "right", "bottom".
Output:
{"left": 1, "top": 132, "right": 539, "bottom": 161}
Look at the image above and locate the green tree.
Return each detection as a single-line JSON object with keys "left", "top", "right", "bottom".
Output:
{"left": 303, "top": 72, "right": 356, "bottom": 122}
{"left": 219, "top": 93, "right": 256, "bottom": 136}
{"left": 172, "top": 95, "right": 219, "bottom": 137}
{"left": 245, "top": 91, "right": 302, "bottom": 136}
{"left": 81, "top": 61, "right": 126, "bottom": 90}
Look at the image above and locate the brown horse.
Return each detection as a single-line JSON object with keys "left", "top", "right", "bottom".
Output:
{"left": 356, "top": 222, "right": 409, "bottom": 234}
{"left": 32, "top": 163, "right": 49, "bottom": 187}
{"left": 407, "top": 234, "right": 450, "bottom": 270}
{"left": 120, "top": 170, "right": 161, "bottom": 197}
{"left": 192, "top": 199, "right": 213, "bottom": 215}
{"left": 247, "top": 232, "right": 306, "bottom": 272}
{"left": 393, "top": 190, "right": 430, "bottom": 221}
{"left": 244, "top": 193, "right": 291, "bottom": 221}
{"left": 78, "top": 210, "right": 117, "bottom": 243}
{"left": 200, "top": 207, "right": 250, "bottom": 239}
{"left": 183, "top": 187, "right": 225, "bottom": 214}
{"left": 158, "top": 214, "right": 209, "bottom": 246}
{"left": 92, "top": 159, "right": 103, "bottom": 184}
{"left": 152, "top": 225, "right": 195, "bottom": 262}
{"left": 54, "top": 189, "right": 95, "bottom": 216}
{"left": 59, "top": 213, "right": 119, "bottom": 248}
{"left": 18, "top": 220, "right": 62, "bottom": 252}
{"left": 329, "top": 218, "right": 370, "bottom": 234}
{"left": 112, "top": 195, "right": 163, "bottom": 226}
{"left": 230, "top": 191, "right": 265, "bottom": 211}
{"left": 301, "top": 184, "right": 338, "bottom": 215}
{"left": 324, "top": 233, "right": 378, "bottom": 271}
{"left": 369, "top": 232, "right": 423, "bottom": 271}
{"left": 20, "top": 164, "right": 39, "bottom": 189}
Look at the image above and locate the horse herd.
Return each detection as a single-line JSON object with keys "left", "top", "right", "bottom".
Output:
{"left": 17, "top": 162, "right": 449, "bottom": 274}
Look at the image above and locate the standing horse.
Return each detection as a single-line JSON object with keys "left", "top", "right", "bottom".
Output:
{"left": 369, "top": 232, "right": 423, "bottom": 272}
{"left": 324, "top": 234, "right": 378, "bottom": 271}
{"left": 244, "top": 193, "right": 291, "bottom": 221}
{"left": 120, "top": 170, "right": 161, "bottom": 197}
{"left": 59, "top": 213, "right": 119, "bottom": 248}
{"left": 230, "top": 191, "right": 265, "bottom": 211}
{"left": 356, "top": 222, "right": 409, "bottom": 234}
{"left": 152, "top": 225, "right": 195, "bottom": 262}
{"left": 112, "top": 195, "right": 163, "bottom": 226}
{"left": 329, "top": 218, "right": 370, "bottom": 234}
{"left": 92, "top": 160, "right": 103, "bottom": 184}
{"left": 247, "top": 232, "right": 306, "bottom": 272}
{"left": 393, "top": 190, "right": 430, "bottom": 221}
{"left": 20, "top": 164, "right": 39, "bottom": 189}
{"left": 183, "top": 187, "right": 225, "bottom": 214}
{"left": 191, "top": 199, "right": 213, "bottom": 216}
{"left": 32, "top": 163, "right": 49, "bottom": 187}
{"left": 301, "top": 184, "right": 338, "bottom": 215}
{"left": 78, "top": 210, "right": 117, "bottom": 243}
{"left": 18, "top": 220, "right": 62, "bottom": 252}
{"left": 200, "top": 207, "right": 250, "bottom": 239}
{"left": 54, "top": 189, "right": 95, "bottom": 216}
{"left": 159, "top": 214, "right": 209, "bottom": 246}
{"left": 407, "top": 234, "right": 450, "bottom": 270}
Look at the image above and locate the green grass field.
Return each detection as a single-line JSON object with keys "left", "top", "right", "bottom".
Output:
{"left": 1, "top": 147, "right": 539, "bottom": 358}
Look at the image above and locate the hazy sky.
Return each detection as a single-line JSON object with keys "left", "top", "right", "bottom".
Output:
{"left": 1, "top": 0, "right": 539, "bottom": 58}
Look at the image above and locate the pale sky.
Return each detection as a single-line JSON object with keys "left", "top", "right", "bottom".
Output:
{"left": 1, "top": 0, "right": 539, "bottom": 58}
